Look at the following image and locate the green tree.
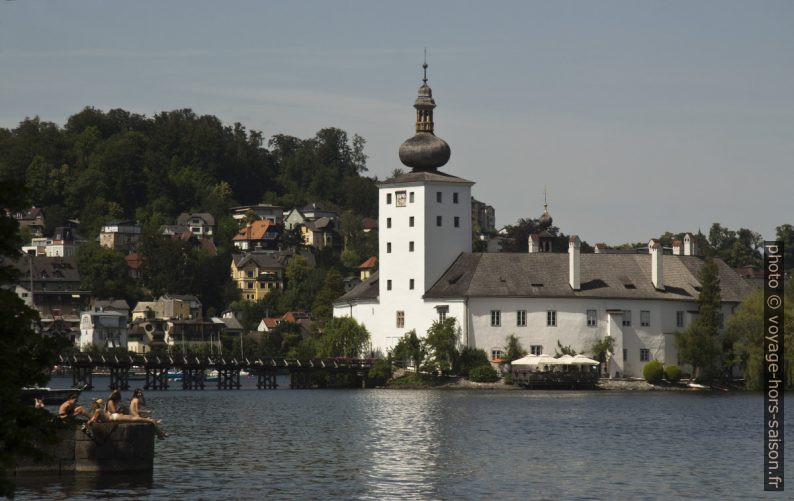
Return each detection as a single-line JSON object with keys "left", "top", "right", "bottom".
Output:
{"left": 139, "top": 232, "right": 198, "bottom": 297}
{"left": 391, "top": 330, "right": 424, "bottom": 369}
{"left": 591, "top": 336, "right": 615, "bottom": 366}
{"left": 311, "top": 269, "right": 344, "bottom": 320}
{"left": 76, "top": 241, "right": 136, "bottom": 302}
{"left": 554, "top": 340, "right": 577, "bottom": 357}
{"left": 775, "top": 224, "right": 794, "bottom": 272}
{"left": 675, "top": 257, "right": 723, "bottom": 381}
{"left": 729, "top": 283, "right": 794, "bottom": 390}
{"left": 504, "top": 334, "right": 527, "bottom": 363}
{"left": 423, "top": 318, "right": 460, "bottom": 375}
{"left": 315, "top": 317, "right": 370, "bottom": 358}
{"left": 0, "top": 181, "right": 67, "bottom": 496}
{"left": 456, "top": 347, "right": 491, "bottom": 376}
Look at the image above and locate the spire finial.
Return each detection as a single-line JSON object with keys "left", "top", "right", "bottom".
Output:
{"left": 422, "top": 48, "right": 428, "bottom": 84}
{"left": 543, "top": 186, "right": 549, "bottom": 212}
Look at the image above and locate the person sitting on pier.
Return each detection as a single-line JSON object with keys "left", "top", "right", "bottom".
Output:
{"left": 129, "top": 388, "right": 148, "bottom": 418}
{"left": 106, "top": 389, "right": 127, "bottom": 417}
{"left": 87, "top": 398, "right": 167, "bottom": 439}
{"left": 58, "top": 393, "right": 85, "bottom": 419}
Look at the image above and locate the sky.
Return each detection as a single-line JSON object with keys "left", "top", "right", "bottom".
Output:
{"left": 1, "top": 0, "right": 792, "bottom": 245}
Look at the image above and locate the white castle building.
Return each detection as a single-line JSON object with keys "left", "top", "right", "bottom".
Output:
{"left": 332, "top": 64, "right": 753, "bottom": 377}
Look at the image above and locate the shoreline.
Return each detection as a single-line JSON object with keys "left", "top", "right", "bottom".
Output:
{"left": 383, "top": 376, "right": 738, "bottom": 392}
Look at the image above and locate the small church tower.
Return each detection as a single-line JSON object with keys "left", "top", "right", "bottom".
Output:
{"left": 377, "top": 61, "right": 474, "bottom": 314}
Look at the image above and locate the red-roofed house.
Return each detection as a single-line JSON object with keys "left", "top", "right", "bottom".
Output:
{"left": 357, "top": 256, "right": 377, "bottom": 281}
{"left": 257, "top": 311, "right": 313, "bottom": 335}
{"left": 233, "top": 220, "right": 281, "bottom": 251}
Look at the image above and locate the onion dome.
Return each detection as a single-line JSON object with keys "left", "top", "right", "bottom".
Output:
{"left": 398, "top": 61, "right": 451, "bottom": 171}
{"left": 538, "top": 189, "right": 553, "bottom": 228}
{"left": 538, "top": 205, "right": 553, "bottom": 228}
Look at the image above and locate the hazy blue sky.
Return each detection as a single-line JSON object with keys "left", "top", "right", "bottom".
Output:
{"left": 2, "top": 1, "right": 792, "bottom": 244}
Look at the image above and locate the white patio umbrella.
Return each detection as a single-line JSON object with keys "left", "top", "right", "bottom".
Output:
{"left": 573, "top": 354, "right": 600, "bottom": 365}
{"left": 555, "top": 354, "right": 576, "bottom": 365}
{"left": 510, "top": 355, "right": 540, "bottom": 366}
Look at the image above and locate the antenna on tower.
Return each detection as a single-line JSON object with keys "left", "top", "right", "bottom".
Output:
{"left": 422, "top": 48, "right": 428, "bottom": 83}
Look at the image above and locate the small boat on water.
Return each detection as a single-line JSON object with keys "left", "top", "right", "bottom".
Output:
{"left": 20, "top": 387, "right": 83, "bottom": 406}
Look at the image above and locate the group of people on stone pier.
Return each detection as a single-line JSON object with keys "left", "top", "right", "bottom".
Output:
{"left": 54, "top": 388, "right": 167, "bottom": 439}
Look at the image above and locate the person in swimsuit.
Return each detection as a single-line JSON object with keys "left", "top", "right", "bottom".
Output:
{"left": 129, "top": 388, "right": 146, "bottom": 418}
{"left": 58, "top": 393, "right": 85, "bottom": 419}
{"left": 106, "top": 389, "right": 126, "bottom": 419}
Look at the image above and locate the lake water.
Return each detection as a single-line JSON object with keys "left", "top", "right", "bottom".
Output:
{"left": 13, "top": 377, "right": 789, "bottom": 500}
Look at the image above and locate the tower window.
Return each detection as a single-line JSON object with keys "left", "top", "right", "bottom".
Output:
{"left": 454, "top": 217, "right": 460, "bottom": 228}
{"left": 396, "top": 311, "right": 404, "bottom": 328}
{"left": 387, "top": 280, "right": 392, "bottom": 291}
{"left": 409, "top": 216, "right": 414, "bottom": 227}
{"left": 409, "top": 279, "right": 414, "bottom": 290}
{"left": 453, "top": 192, "right": 459, "bottom": 203}
{"left": 409, "top": 192, "right": 415, "bottom": 203}
{"left": 436, "top": 216, "right": 442, "bottom": 227}
{"left": 436, "top": 192, "right": 442, "bottom": 203}
{"left": 387, "top": 242, "right": 392, "bottom": 253}
{"left": 386, "top": 217, "right": 391, "bottom": 228}
{"left": 386, "top": 193, "right": 392, "bottom": 204}
{"left": 409, "top": 241, "right": 414, "bottom": 252}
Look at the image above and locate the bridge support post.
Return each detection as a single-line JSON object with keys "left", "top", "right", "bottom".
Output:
{"left": 217, "top": 368, "right": 241, "bottom": 390}
{"left": 72, "top": 364, "right": 93, "bottom": 390}
{"left": 256, "top": 371, "right": 277, "bottom": 389}
{"left": 109, "top": 365, "right": 130, "bottom": 391}
{"left": 144, "top": 367, "right": 169, "bottom": 391}
{"left": 182, "top": 368, "right": 205, "bottom": 390}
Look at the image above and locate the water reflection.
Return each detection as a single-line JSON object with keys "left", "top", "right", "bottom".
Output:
{"left": 353, "top": 390, "right": 443, "bottom": 499}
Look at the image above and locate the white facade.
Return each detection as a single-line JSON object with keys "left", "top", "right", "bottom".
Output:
{"left": 79, "top": 310, "right": 128, "bottom": 350}
{"left": 333, "top": 69, "right": 751, "bottom": 376}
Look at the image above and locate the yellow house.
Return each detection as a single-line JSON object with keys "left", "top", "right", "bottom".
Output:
{"left": 231, "top": 253, "right": 285, "bottom": 301}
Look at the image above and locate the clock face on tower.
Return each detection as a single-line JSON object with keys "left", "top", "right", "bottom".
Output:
{"left": 396, "top": 191, "right": 407, "bottom": 207}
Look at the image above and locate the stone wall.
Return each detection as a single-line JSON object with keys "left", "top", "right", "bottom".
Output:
{"left": 15, "top": 422, "right": 155, "bottom": 475}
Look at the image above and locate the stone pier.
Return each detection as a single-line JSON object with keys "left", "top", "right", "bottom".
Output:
{"left": 15, "top": 422, "right": 155, "bottom": 475}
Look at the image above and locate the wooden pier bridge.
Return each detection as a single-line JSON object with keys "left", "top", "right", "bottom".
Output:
{"left": 57, "top": 353, "right": 375, "bottom": 391}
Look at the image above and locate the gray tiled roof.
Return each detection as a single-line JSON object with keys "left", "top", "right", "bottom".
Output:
{"left": 334, "top": 271, "right": 379, "bottom": 303}
{"left": 424, "top": 253, "right": 753, "bottom": 303}
{"left": 177, "top": 212, "right": 215, "bottom": 226}
{"left": 378, "top": 170, "right": 474, "bottom": 186}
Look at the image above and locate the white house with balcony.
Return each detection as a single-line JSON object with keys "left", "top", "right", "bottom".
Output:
{"left": 79, "top": 310, "right": 128, "bottom": 350}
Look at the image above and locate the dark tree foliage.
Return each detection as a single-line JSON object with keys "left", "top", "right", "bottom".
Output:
{"left": 707, "top": 223, "right": 763, "bottom": 267}
{"left": 0, "top": 181, "right": 68, "bottom": 497}
{"left": 500, "top": 218, "right": 593, "bottom": 253}
{"left": 675, "top": 257, "right": 724, "bottom": 380}
{"left": 504, "top": 334, "right": 527, "bottom": 363}
{"left": 76, "top": 241, "right": 138, "bottom": 304}
{"left": 0, "top": 109, "right": 377, "bottom": 244}
{"left": 390, "top": 330, "right": 424, "bottom": 370}
{"left": 776, "top": 224, "right": 794, "bottom": 272}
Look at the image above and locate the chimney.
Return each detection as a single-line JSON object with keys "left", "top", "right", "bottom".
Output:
{"left": 649, "top": 239, "right": 664, "bottom": 290}
{"left": 568, "top": 235, "right": 581, "bottom": 290}
{"left": 683, "top": 233, "right": 696, "bottom": 256}
{"left": 672, "top": 240, "right": 682, "bottom": 255}
{"left": 528, "top": 234, "right": 539, "bottom": 253}
{"left": 594, "top": 243, "right": 606, "bottom": 254}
